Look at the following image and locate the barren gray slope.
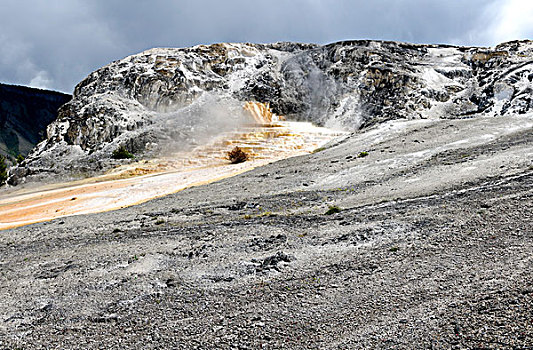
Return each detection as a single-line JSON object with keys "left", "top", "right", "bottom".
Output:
{"left": 1, "top": 114, "right": 532, "bottom": 349}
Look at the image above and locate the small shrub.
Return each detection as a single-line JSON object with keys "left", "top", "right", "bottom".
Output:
{"left": 16, "top": 154, "right": 25, "bottom": 164}
{"left": 227, "top": 146, "right": 248, "bottom": 164}
{"left": 358, "top": 151, "right": 369, "bottom": 158}
{"left": 325, "top": 205, "right": 342, "bottom": 215}
{"left": 389, "top": 246, "right": 400, "bottom": 252}
{"left": 112, "top": 146, "right": 134, "bottom": 160}
{"left": 0, "top": 155, "right": 7, "bottom": 186}
{"left": 312, "top": 147, "right": 326, "bottom": 153}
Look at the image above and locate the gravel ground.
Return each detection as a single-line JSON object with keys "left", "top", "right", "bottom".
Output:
{"left": 1, "top": 115, "right": 532, "bottom": 349}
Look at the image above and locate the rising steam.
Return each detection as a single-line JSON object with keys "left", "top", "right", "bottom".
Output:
{"left": 139, "top": 93, "right": 252, "bottom": 157}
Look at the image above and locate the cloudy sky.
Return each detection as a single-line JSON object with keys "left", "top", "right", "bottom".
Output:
{"left": 1, "top": 0, "right": 532, "bottom": 93}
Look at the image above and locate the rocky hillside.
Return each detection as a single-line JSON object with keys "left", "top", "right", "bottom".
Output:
{"left": 8, "top": 40, "right": 533, "bottom": 185}
{"left": 0, "top": 83, "right": 70, "bottom": 162}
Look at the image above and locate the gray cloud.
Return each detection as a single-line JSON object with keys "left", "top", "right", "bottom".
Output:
{"left": 1, "top": 0, "right": 530, "bottom": 93}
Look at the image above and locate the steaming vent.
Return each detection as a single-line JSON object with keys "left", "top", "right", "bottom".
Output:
{"left": 0, "top": 102, "right": 346, "bottom": 230}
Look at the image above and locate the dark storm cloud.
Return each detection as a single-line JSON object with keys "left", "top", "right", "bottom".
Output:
{"left": 0, "top": 0, "right": 531, "bottom": 93}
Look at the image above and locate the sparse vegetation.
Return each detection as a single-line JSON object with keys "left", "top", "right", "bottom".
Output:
{"left": 16, "top": 154, "right": 25, "bottom": 164}
{"left": 389, "top": 246, "right": 400, "bottom": 252}
{"left": 312, "top": 147, "right": 326, "bottom": 153}
{"left": 358, "top": 151, "right": 369, "bottom": 158}
{"left": 227, "top": 146, "right": 249, "bottom": 164}
{"left": 325, "top": 205, "right": 342, "bottom": 215}
{"left": 0, "top": 155, "right": 7, "bottom": 186}
{"left": 112, "top": 146, "right": 134, "bottom": 160}
{"left": 243, "top": 210, "right": 276, "bottom": 219}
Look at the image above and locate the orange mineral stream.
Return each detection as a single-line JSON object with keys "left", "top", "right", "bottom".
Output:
{"left": 0, "top": 103, "right": 346, "bottom": 230}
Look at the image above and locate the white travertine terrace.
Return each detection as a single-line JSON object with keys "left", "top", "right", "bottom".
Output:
{"left": 0, "top": 103, "right": 345, "bottom": 230}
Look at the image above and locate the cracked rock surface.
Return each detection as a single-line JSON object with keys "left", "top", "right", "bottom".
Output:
{"left": 1, "top": 111, "right": 532, "bottom": 348}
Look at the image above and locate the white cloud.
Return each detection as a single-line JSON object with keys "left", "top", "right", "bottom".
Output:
{"left": 490, "top": 0, "right": 533, "bottom": 44}
{"left": 466, "top": 0, "right": 533, "bottom": 46}
{"left": 29, "top": 71, "right": 53, "bottom": 90}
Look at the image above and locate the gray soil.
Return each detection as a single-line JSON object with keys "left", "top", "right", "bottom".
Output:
{"left": 1, "top": 115, "right": 532, "bottom": 349}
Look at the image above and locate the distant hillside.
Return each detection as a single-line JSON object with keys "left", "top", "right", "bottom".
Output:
{"left": 0, "top": 83, "right": 71, "bottom": 161}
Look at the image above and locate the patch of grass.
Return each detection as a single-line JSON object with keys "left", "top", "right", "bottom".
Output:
{"left": 358, "top": 151, "right": 369, "bottom": 158}
{"left": 332, "top": 187, "right": 349, "bottom": 192}
{"left": 244, "top": 211, "right": 276, "bottom": 219}
{"left": 112, "top": 146, "right": 134, "bottom": 160}
{"left": 312, "top": 147, "right": 326, "bottom": 153}
{"left": 155, "top": 219, "right": 166, "bottom": 225}
{"left": 243, "top": 211, "right": 278, "bottom": 220}
{"left": 325, "top": 205, "right": 342, "bottom": 215}
{"left": 16, "top": 154, "right": 25, "bottom": 164}
{"left": 227, "top": 146, "right": 249, "bottom": 164}
{"left": 389, "top": 246, "right": 400, "bottom": 252}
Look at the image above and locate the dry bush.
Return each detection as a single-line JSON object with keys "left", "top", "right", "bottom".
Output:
{"left": 112, "top": 146, "right": 134, "bottom": 159}
{"left": 227, "top": 146, "right": 249, "bottom": 164}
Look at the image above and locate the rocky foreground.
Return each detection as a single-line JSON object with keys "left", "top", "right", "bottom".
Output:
{"left": 1, "top": 111, "right": 532, "bottom": 348}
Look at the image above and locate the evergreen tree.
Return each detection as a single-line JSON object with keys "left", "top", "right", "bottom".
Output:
{"left": 0, "top": 155, "right": 7, "bottom": 186}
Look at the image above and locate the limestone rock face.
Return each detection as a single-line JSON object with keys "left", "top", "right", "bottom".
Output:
{"left": 8, "top": 40, "right": 533, "bottom": 185}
